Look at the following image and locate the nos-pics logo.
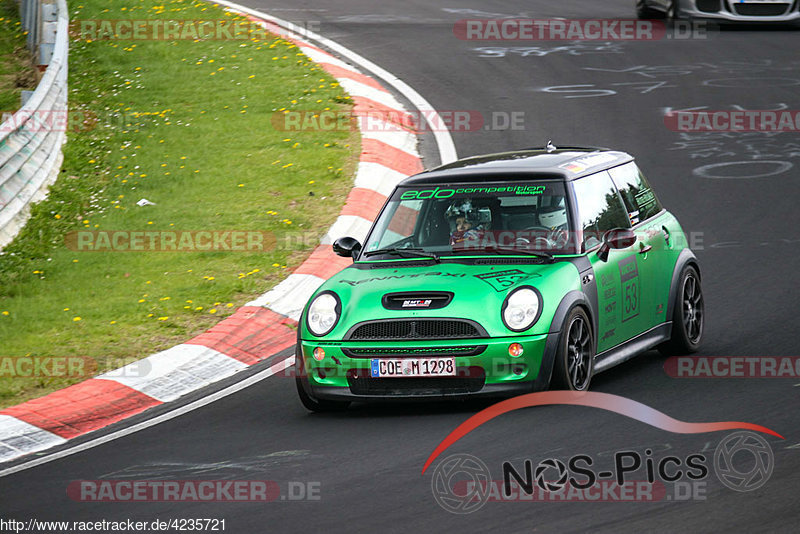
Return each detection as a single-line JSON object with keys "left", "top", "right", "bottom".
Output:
{"left": 430, "top": 431, "right": 774, "bottom": 514}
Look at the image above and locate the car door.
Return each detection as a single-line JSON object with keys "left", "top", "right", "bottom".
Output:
{"left": 571, "top": 171, "right": 648, "bottom": 354}
{"left": 608, "top": 162, "right": 673, "bottom": 330}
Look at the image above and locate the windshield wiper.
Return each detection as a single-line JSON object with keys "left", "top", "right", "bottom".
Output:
{"left": 451, "top": 245, "right": 553, "bottom": 262}
{"left": 363, "top": 247, "right": 440, "bottom": 263}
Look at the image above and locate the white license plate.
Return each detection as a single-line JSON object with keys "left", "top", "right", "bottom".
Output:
{"left": 370, "top": 358, "right": 456, "bottom": 378}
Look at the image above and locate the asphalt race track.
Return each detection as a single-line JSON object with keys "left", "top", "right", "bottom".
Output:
{"left": 2, "top": 1, "right": 799, "bottom": 532}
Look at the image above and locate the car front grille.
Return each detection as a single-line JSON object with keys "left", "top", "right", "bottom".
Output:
{"left": 345, "top": 319, "right": 485, "bottom": 341}
{"left": 342, "top": 346, "right": 486, "bottom": 358}
{"left": 733, "top": 3, "right": 789, "bottom": 16}
{"left": 697, "top": 0, "right": 721, "bottom": 13}
{"left": 347, "top": 367, "right": 486, "bottom": 396}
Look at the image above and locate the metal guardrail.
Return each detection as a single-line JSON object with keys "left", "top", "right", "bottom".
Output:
{"left": 0, "top": 0, "right": 68, "bottom": 249}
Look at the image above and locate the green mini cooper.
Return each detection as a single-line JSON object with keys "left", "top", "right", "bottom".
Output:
{"left": 296, "top": 147, "right": 704, "bottom": 411}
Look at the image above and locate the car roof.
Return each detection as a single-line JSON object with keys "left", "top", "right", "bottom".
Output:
{"left": 401, "top": 147, "right": 634, "bottom": 185}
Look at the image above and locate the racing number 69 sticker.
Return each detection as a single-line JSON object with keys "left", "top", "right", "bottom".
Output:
{"left": 619, "top": 256, "right": 640, "bottom": 323}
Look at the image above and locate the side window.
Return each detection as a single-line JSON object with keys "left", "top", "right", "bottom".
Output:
{"left": 608, "top": 162, "right": 663, "bottom": 225}
{"left": 572, "top": 171, "right": 630, "bottom": 250}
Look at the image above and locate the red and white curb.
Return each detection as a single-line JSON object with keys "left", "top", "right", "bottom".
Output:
{"left": 0, "top": 8, "right": 429, "bottom": 464}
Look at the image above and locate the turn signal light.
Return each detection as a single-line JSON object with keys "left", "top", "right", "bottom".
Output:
{"left": 508, "top": 343, "right": 524, "bottom": 357}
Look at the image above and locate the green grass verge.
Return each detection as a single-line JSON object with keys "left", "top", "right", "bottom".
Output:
{"left": 0, "top": 0, "right": 359, "bottom": 407}
{"left": 0, "top": 0, "right": 37, "bottom": 112}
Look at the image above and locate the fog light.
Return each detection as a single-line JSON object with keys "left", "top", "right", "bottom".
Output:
{"left": 313, "top": 347, "right": 325, "bottom": 361}
{"left": 508, "top": 343, "right": 524, "bottom": 357}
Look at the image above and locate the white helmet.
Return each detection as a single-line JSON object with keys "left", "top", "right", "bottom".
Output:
{"left": 538, "top": 205, "right": 567, "bottom": 229}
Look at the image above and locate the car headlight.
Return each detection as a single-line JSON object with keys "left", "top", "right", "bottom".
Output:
{"left": 307, "top": 292, "right": 341, "bottom": 337}
{"left": 501, "top": 287, "right": 542, "bottom": 332}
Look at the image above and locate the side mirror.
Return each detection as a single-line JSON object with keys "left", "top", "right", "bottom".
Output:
{"left": 597, "top": 228, "right": 636, "bottom": 262}
{"left": 332, "top": 236, "right": 362, "bottom": 259}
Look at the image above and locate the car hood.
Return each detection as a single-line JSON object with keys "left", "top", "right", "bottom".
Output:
{"left": 303, "top": 259, "right": 581, "bottom": 339}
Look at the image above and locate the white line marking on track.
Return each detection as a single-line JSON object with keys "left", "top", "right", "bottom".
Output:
{"left": 0, "top": 357, "right": 294, "bottom": 478}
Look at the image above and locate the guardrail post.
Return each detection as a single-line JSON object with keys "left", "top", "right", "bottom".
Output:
{"left": 38, "top": 0, "right": 58, "bottom": 66}
{"left": 20, "top": 0, "right": 40, "bottom": 53}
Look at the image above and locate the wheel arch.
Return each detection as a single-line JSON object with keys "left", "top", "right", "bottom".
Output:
{"left": 533, "top": 290, "right": 595, "bottom": 391}
{"left": 666, "top": 248, "right": 701, "bottom": 320}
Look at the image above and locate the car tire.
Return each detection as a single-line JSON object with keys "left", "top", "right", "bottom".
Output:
{"left": 296, "top": 377, "right": 350, "bottom": 412}
{"left": 636, "top": 0, "right": 665, "bottom": 19}
{"left": 551, "top": 307, "right": 594, "bottom": 391}
{"left": 658, "top": 265, "right": 704, "bottom": 356}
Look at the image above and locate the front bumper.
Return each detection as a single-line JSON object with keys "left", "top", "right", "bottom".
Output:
{"left": 681, "top": 0, "right": 800, "bottom": 22}
{"left": 297, "top": 334, "right": 554, "bottom": 401}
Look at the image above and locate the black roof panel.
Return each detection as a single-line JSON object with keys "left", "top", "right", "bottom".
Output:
{"left": 402, "top": 148, "right": 634, "bottom": 185}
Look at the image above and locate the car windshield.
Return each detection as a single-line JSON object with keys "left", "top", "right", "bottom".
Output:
{"left": 361, "top": 181, "right": 578, "bottom": 259}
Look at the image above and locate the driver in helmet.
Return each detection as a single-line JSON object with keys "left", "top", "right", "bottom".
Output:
{"left": 537, "top": 204, "right": 568, "bottom": 231}
{"left": 446, "top": 199, "right": 489, "bottom": 245}
{"left": 535, "top": 199, "right": 570, "bottom": 249}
